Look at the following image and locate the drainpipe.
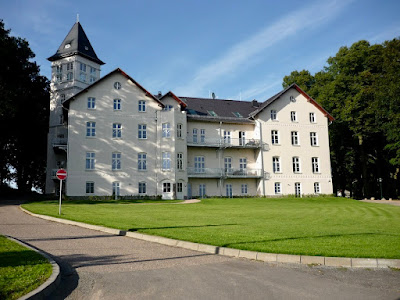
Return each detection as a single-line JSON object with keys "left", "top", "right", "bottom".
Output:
{"left": 219, "top": 121, "right": 223, "bottom": 196}
{"left": 155, "top": 110, "right": 159, "bottom": 197}
{"left": 257, "top": 120, "right": 266, "bottom": 197}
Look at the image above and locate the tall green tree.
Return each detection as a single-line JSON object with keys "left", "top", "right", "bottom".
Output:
{"left": 283, "top": 39, "right": 400, "bottom": 198}
{"left": 0, "top": 20, "right": 49, "bottom": 193}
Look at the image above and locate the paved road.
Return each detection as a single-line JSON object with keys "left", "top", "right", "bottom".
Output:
{"left": 1, "top": 200, "right": 399, "bottom": 300}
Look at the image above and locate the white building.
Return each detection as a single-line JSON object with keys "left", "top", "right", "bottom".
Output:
{"left": 46, "top": 22, "right": 334, "bottom": 199}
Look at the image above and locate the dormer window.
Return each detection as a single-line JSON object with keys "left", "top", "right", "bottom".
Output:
{"left": 233, "top": 112, "right": 242, "bottom": 118}
{"left": 208, "top": 110, "right": 218, "bottom": 116}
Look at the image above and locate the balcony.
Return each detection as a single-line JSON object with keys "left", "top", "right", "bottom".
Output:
{"left": 52, "top": 138, "right": 67, "bottom": 152}
{"left": 187, "top": 167, "right": 263, "bottom": 179}
{"left": 187, "top": 136, "right": 262, "bottom": 149}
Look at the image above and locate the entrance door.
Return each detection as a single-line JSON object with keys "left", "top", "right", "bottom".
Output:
{"left": 226, "top": 184, "right": 233, "bottom": 198}
{"left": 187, "top": 183, "right": 192, "bottom": 199}
{"left": 176, "top": 182, "right": 184, "bottom": 200}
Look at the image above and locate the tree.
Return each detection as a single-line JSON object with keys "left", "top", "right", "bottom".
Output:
{"left": 0, "top": 20, "right": 49, "bottom": 193}
{"left": 283, "top": 39, "right": 400, "bottom": 198}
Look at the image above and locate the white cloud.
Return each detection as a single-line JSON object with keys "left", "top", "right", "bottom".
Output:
{"left": 369, "top": 24, "right": 400, "bottom": 43}
{"left": 176, "top": 0, "right": 353, "bottom": 96}
{"left": 233, "top": 79, "right": 282, "bottom": 101}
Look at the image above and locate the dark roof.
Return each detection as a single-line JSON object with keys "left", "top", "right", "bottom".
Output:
{"left": 187, "top": 115, "right": 254, "bottom": 124}
{"left": 180, "top": 96, "right": 260, "bottom": 120}
{"left": 159, "top": 91, "right": 187, "bottom": 108}
{"left": 48, "top": 22, "right": 104, "bottom": 65}
{"left": 63, "top": 68, "right": 163, "bottom": 108}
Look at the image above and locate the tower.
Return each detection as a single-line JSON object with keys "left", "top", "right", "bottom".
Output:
{"left": 45, "top": 21, "right": 105, "bottom": 194}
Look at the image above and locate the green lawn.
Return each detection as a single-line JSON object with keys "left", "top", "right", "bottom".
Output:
{"left": 0, "top": 236, "right": 53, "bottom": 300}
{"left": 22, "top": 197, "right": 400, "bottom": 259}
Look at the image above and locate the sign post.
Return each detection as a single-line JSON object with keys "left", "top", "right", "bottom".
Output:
{"left": 56, "top": 169, "right": 67, "bottom": 215}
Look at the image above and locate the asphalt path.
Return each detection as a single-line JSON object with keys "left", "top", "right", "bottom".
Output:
{"left": 1, "top": 200, "right": 399, "bottom": 300}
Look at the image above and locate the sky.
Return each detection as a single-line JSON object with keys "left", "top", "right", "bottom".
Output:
{"left": 1, "top": 0, "right": 400, "bottom": 101}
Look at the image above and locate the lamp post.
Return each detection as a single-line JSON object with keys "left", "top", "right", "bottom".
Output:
{"left": 378, "top": 178, "right": 383, "bottom": 200}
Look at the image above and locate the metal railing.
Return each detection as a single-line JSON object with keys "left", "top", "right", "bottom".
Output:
{"left": 187, "top": 167, "right": 263, "bottom": 178}
{"left": 187, "top": 136, "right": 261, "bottom": 148}
{"left": 52, "top": 138, "right": 67, "bottom": 146}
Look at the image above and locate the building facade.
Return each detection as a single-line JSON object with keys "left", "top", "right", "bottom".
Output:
{"left": 46, "top": 22, "right": 334, "bottom": 198}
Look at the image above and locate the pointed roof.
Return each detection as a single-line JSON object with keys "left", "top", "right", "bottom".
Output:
{"left": 159, "top": 91, "right": 187, "bottom": 108}
{"left": 48, "top": 22, "right": 104, "bottom": 65}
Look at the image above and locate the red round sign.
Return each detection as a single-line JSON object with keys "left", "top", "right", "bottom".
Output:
{"left": 56, "top": 169, "right": 67, "bottom": 180}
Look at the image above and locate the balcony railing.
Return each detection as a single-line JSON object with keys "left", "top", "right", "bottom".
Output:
{"left": 187, "top": 136, "right": 262, "bottom": 148}
{"left": 187, "top": 167, "right": 263, "bottom": 178}
{"left": 52, "top": 138, "right": 67, "bottom": 152}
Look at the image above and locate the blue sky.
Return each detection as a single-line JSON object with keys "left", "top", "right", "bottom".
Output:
{"left": 1, "top": 0, "right": 399, "bottom": 101}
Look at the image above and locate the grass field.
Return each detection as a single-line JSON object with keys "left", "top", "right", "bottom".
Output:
{"left": 22, "top": 197, "right": 400, "bottom": 259}
{"left": 0, "top": 236, "right": 52, "bottom": 300}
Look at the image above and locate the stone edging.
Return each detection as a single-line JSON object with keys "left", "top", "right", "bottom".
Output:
{"left": 20, "top": 206, "right": 400, "bottom": 269}
{"left": 5, "top": 235, "right": 60, "bottom": 300}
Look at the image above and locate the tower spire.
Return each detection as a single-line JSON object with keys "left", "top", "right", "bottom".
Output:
{"left": 76, "top": 14, "right": 79, "bottom": 23}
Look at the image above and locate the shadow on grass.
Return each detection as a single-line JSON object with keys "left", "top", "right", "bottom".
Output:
{"left": 0, "top": 250, "right": 49, "bottom": 268}
{"left": 25, "top": 199, "right": 182, "bottom": 205}
{"left": 128, "top": 223, "right": 238, "bottom": 232}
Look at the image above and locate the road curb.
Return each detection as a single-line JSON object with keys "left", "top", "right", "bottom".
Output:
{"left": 5, "top": 235, "right": 61, "bottom": 300}
{"left": 20, "top": 206, "right": 400, "bottom": 269}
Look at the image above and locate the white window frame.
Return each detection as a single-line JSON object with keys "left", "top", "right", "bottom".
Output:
{"left": 112, "top": 153, "right": 121, "bottom": 170}
{"left": 112, "top": 123, "right": 122, "bottom": 138}
{"left": 314, "top": 182, "right": 320, "bottom": 194}
{"left": 291, "top": 131, "right": 299, "bottom": 145}
{"left": 163, "top": 182, "right": 171, "bottom": 192}
{"left": 162, "top": 152, "right": 171, "bottom": 170}
{"left": 177, "top": 182, "right": 183, "bottom": 193}
{"left": 200, "top": 129, "right": 205, "bottom": 143}
{"left": 177, "top": 153, "right": 183, "bottom": 170}
{"left": 310, "top": 112, "right": 316, "bottom": 123}
{"left": 85, "top": 152, "right": 95, "bottom": 170}
{"left": 194, "top": 156, "right": 205, "bottom": 173}
{"left": 272, "top": 156, "right": 281, "bottom": 173}
{"left": 138, "top": 124, "right": 147, "bottom": 139}
{"left": 224, "top": 131, "right": 231, "bottom": 144}
{"left": 312, "top": 157, "right": 320, "bottom": 173}
{"left": 271, "top": 130, "right": 279, "bottom": 145}
{"left": 271, "top": 110, "right": 277, "bottom": 120}
{"left": 162, "top": 123, "right": 171, "bottom": 138}
{"left": 138, "top": 100, "right": 146, "bottom": 112}
{"left": 67, "top": 72, "right": 73, "bottom": 81}
{"left": 239, "top": 158, "right": 247, "bottom": 172}
{"left": 86, "top": 181, "right": 94, "bottom": 194}
{"left": 295, "top": 182, "right": 302, "bottom": 196}
{"left": 274, "top": 182, "right": 281, "bottom": 194}
{"left": 199, "top": 184, "right": 206, "bottom": 198}
{"left": 291, "top": 111, "right": 297, "bottom": 122}
{"left": 310, "top": 132, "right": 318, "bottom": 146}
{"left": 86, "top": 122, "right": 96, "bottom": 137}
{"left": 224, "top": 157, "right": 232, "bottom": 173}
{"left": 239, "top": 131, "right": 246, "bottom": 146}
{"left": 66, "top": 62, "right": 73, "bottom": 71}
{"left": 226, "top": 184, "right": 233, "bottom": 198}
{"left": 241, "top": 184, "right": 248, "bottom": 195}
{"left": 177, "top": 124, "right": 183, "bottom": 139}
{"left": 292, "top": 157, "right": 301, "bottom": 173}
{"left": 139, "top": 182, "right": 146, "bottom": 194}
{"left": 113, "top": 99, "right": 121, "bottom": 110}
{"left": 87, "top": 97, "right": 96, "bottom": 109}
{"left": 80, "top": 63, "right": 86, "bottom": 72}
{"left": 193, "top": 128, "right": 198, "bottom": 143}
{"left": 138, "top": 153, "right": 147, "bottom": 171}
{"left": 114, "top": 82, "right": 121, "bottom": 90}
{"left": 112, "top": 182, "right": 120, "bottom": 196}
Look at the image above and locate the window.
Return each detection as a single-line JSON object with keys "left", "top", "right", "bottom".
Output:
{"left": 112, "top": 182, "right": 120, "bottom": 196}
{"left": 241, "top": 184, "right": 248, "bottom": 194}
{"left": 200, "top": 129, "right": 205, "bottom": 143}
{"left": 163, "top": 105, "right": 173, "bottom": 111}
{"left": 56, "top": 65, "right": 63, "bottom": 74}
{"left": 224, "top": 131, "right": 231, "bottom": 144}
{"left": 271, "top": 110, "right": 277, "bottom": 120}
{"left": 233, "top": 112, "right": 242, "bottom": 117}
{"left": 208, "top": 110, "right": 218, "bottom": 116}
{"left": 295, "top": 182, "right": 301, "bottom": 196}
{"left": 274, "top": 182, "right": 281, "bottom": 194}
{"left": 80, "top": 73, "right": 86, "bottom": 82}
{"left": 114, "top": 82, "right": 121, "bottom": 89}
{"left": 310, "top": 132, "right": 318, "bottom": 146}
{"left": 89, "top": 76, "right": 96, "bottom": 83}
{"left": 86, "top": 152, "right": 95, "bottom": 170}
{"left": 177, "top": 124, "right": 183, "bottom": 138}
{"left": 291, "top": 131, "right": 299, "bottom": 145}
{"left": 86, "top": 182, "right": 94, "bottom": 194}
{"left": 312, "top": 157, "right": 320, "bottom": 173}
{"left": 239, "top": 131, "right": 245, "bottom": 146}
{"left": 309, "top": 112, "right": 316, "bottom": 123}
{"left": 112, "top": 123, "right": 122, "bottom": 138}
{"left": 239, "top": 158, "right": 247, "bottom": 172}
{"left": 56, "top": 74, "right": 62, "bottom": 82}
{"left": 194, "top": 156, "right": 205, "bottom": 173}
{"left": 112, "top": 153, "right": 121, "bottom": 170}
{"left": 60, "top": 94, "right": 65, "bottom": 102}
{"left": 59, "top": 114, "right": 64, "bottom": 125}
{"left": 272, "top": 157, "right": 281, "bottom": 173}
{"left": 292, "top": 157, "right": 301, "bottom": 173}
{"left": 271, "top": 130, "right": 279, "bottom": 145}
{"left": 66, "top": 62, "right": 73, "bottom": 70}
{"left": 113, "top": 99, "right": 121, "bottom": 110}
{"left": 177, "top": 182, "right": 183, "bottom": 193}
{"left": 67, "top": 72, "right": 73, "bottom": 81}
{"left": 199, "top": 184, "right": 206, "bottom": 198}
{"left": 291, "top": 111, "right": 297, "bottom": 122}
{"left": 138, "top": 124, "right": 147, "bottom": 139}
{"left": 90, "top": 67, "right": 96, "bottom": 74}
{"left": 162, "top": 123, "right": 171, "bottom": 138}
{"left": 193, "top": 128, "right": 198, "bottom": 143}
{"left": 80, "top": 63, "right": 86, "bottom": 72}
{"left": 86, "top": 122, "right": 96, "bottom": 137}
{"left": 224, "top": 157, "right": 232, "bottom": 173}
{"left": 139, "top": 182, "right": 146, "bottom": 194}
{"left": 163, "top": 182, "right": 171, "bottom": 192}
{"left": 162, "top": 152, "right": 171, "bottom": 170}
{"left": 138, "top": 100, "right": 146, "bottom": 112}
{"left": 314, "top": 182, "right": 320, "bottom": 194}
{"left": 177, "top": 153, "right": 183, "bottom": 170}
{"left": 138, "top": 153, "right": 147, "bottom": 170}
{"left": 226, "top": 184, "right": 233, "bottom": 198}
{"left": 87, "top": 97, "right": 96, "bottom": 109}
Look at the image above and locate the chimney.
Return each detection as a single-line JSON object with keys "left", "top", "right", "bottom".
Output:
{"left": 252, "top": 99, "right": 259, "bottom": 107}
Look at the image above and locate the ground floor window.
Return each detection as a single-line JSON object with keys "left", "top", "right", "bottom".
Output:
{"left": 163, "top": 182, "right": 171, "bottom": 193}
{"left": 177, "top": 182, "right": 183, "bottom": 193}
{"left": 139, "top": 182, "right": 146, "bottom": 194}
{"left": 295, "top": 182, "right": 301, "bottom": 196}
{"left": 274, "top": 182, "right": 281, "bottom": 194}
{"left": 226, "top": 184, "right": 233, "bottom": 198}
{"left": 86, "top": 182, "right": 94, "bottom": 193}
{"left": 241, "top": 184, "right": 248, "bottom": 194}
{"left": 112, "top": 182, "right": 120, "bottom": 196}
{"left": 314, "top": 182, "right": 320, "bottom": 194}
{"left": 199, "top": 184, "right": 206, "bottom": 198}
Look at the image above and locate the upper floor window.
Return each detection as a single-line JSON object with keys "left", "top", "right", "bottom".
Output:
{"left": 86, "top": 152, "right": 95, "bottom": 170}
{"left": 271, "top": 110, "right": 277, "bottom": 120}
{"left": 291, "top": 111, "right": 297, "bottom": 122}
{"left": 271, "top": 130, "right": 279, "bottom": 145}
{"left": 162, "top": 123, "right": 171, "bottom": 138}
{"left": 113, "top": 99, "right": 121, "bottom": 110}
{"left": 112, "top": 153, "right": 121, "bottom": 170}
{"left": 138, "top": 153, "right": 147, "bottom": 170}
{"left": 87, "top": 97, "right": 96, "bottom": 109}
{"left": 314, "top": 182, "right": 320, "bottom": 194}
{"left": 224, "top": 131, "right": 231, "bottom": 144}
{"left": 80, "top": 63, "right": 86, "bottom": 72}
{"left": 89, "top": 76, "right": 96, "bottom": 83}
{"left": 114, "top": 82, "right": 121, "bottom": 90}
{"left": 66, "top": 62, "right": 73, "bottom": 71}
{"left": 138, "top": 124, "right": 147, "bottom": 139}
{"left": 312, "top": 157, "right": 320, "bottom": 173}
{"left": 80, "top": 73, "right": 86, "bottom": 82}
{"left": 291, "top": 131, "right": 299, "bottom": 145}
{"left": 310, "top": 112, "right": 316, "bottom": 123}
{"left": 162, "top": 152, "right": 171, "bottom": 170}
{"left": 90, "top": 67, "right": 96, "bottom": 74}
{"left": 56, "top": 65, "right": 63, "bottom": 74}
{"left": 177, "top": 153, "right": 183, "bottom": 170}
{"left": 310, "top": 132, "right": 318, "bottom": 146}
{"left": 112, "top": 123, "right": 122, "bottom": 138}
{"left": 56, "top": 74, "right": 62, "bottom": 82}
{"left": 138, "top": 100, "right": 146, "bottom": 112}
{"left": 239, "top": 158, "right": 247, "bottom": 171}
{"left": 163, "top": 105, "right": 173, "bottom": 111}
{"left": 200, "top": 129, "right": 205, "bottom": 143}
{"left": 272, "top": 156, "right": 281, "bottom": 173}
{"left": 194, "top": 156, "right": 205, "bottom": 173}
{"left": 86, "top": 122, "right": 96, "bottom": 137}
{"left": 292, "top": 157, "right": 301, "bottom": 173}
{"left": 239, "top": 131, "right": 245, "bottom": 146}
{"left": 177, "top": 124, "right": 183, "bottom": 139}
{"left": 67, "top": 72, "right": 73, "bottom": 81}
{"left": 193, "top": 128, "right": 198, "bottom": 143}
